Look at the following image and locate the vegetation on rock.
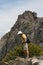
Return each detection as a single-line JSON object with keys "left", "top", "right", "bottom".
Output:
{"left": 2, "top": 43, "right": 43, "bottom": 63}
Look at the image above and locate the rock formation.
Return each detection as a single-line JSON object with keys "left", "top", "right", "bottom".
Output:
{"left": 1, "top": 57, "right": 43, "bottom": 65}
{"left": 0, "top": 11, "right": 43, "bottom": 61}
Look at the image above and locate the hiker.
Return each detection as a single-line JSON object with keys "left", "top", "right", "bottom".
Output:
{"left": 17, "top": 31, "right": 30, "bottom": 58}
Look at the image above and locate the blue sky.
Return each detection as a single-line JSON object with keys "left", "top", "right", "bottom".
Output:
{"left": 0, "top": 0, "right": 43, "bottom": 38}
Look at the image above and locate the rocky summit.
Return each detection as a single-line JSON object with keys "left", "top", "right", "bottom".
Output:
{"left": 0, "top": 11, "right": 43, "bottom": 62}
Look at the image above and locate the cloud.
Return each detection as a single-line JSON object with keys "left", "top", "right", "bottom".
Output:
{"left": 0, "top": 0, "right": 43, "bottom": 38}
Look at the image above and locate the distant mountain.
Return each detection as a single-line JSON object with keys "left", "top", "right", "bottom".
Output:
{"left": 0, "top": 11, "right": 43, "bottom": 61}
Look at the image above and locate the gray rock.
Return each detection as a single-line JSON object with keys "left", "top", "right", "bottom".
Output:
{"left": 2, "top": 57, "right": 43, "bottom": 65}
{"left": 0, "top": 11, "right": 43, "bottom": 61}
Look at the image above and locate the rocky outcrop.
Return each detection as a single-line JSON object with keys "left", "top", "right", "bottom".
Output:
{"left": 0, "top": 11, "right": 43, "bottom": 61}
{"left": 1, "top": 57, "right": 43, "bottom": 65}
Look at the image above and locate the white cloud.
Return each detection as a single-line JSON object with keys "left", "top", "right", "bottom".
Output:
{"left": 0, "top": 0, "right": 43, "bottom": 38}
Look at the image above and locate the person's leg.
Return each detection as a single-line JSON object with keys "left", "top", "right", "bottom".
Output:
{"left": 23, "top": 50, "right": 27, "bottom": 58}
{"left": 23, "top": 50, "right": 29, "bottom": 58}
{"left": 26, "top": 50, "right": 29, "bottom": 58}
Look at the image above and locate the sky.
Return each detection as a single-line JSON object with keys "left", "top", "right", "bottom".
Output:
{"left": 0, "top": 0, "right": 43, "bottom": 38}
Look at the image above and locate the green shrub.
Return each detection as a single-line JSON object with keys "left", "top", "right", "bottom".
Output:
{"left": 2, "top": 46, "right": 23, "bottom": 63}
{"left": 2, "top": 43, "right": 43, "bottom": 63}
{"left": 28, "top": 43, "right": 43, "bottom": 57}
